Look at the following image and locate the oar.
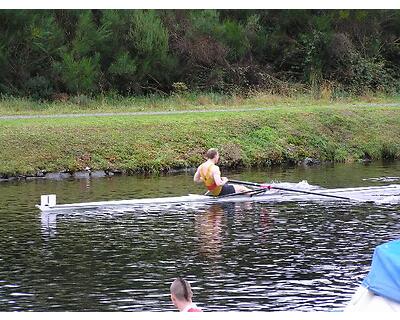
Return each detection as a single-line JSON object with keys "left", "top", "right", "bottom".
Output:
{"left": 229, "top": 179, "right": 370, "bottom": 202}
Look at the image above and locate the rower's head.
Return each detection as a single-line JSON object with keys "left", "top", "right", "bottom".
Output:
{"left": 206, "top": 148, "right": 219, "bottom": 163}
{"left": 170, "top": 277, "right": 193, "bottom": 310}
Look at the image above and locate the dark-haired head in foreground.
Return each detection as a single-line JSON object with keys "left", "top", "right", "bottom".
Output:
{"left": 170, "top": 277, "right": 202, "bottom": 312}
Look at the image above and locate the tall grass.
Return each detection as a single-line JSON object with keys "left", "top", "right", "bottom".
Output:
{"left": 0, "top": 90, "right": 399, "bottom": 116}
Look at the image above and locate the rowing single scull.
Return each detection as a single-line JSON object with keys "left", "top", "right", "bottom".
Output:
{"left": 36, "top": 183, "right": 400, "bottom": 212}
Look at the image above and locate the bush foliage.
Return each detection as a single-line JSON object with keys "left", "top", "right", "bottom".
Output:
{"left": 0, "top": 9, "right": 399, "bottom": 100}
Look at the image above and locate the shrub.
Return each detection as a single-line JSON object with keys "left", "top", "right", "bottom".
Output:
{"left": 25, "top": 75, "right": 53, "bottom": 101}
{"left": 55, "top": 52, "right": 101, "bottom": 94}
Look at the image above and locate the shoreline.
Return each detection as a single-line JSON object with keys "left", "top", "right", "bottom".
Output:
{"left": 0, "top": 158, "right": 370, "bottom": 183}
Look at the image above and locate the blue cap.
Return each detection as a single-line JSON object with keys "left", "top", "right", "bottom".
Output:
{"left": 362, "top": 239, "right": 400, "bottom": 303}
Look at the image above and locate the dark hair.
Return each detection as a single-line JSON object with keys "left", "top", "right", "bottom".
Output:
{"left": 171, "top": 277, "right": 193, "bottom": 301}
{"left": 206, "top": 148, "right": 219, "bottom": 159}
{"left": 178, "top": 277, "right": 189, "bottom": 301}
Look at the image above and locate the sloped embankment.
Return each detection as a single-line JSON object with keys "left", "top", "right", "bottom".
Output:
{"left": 0, "top": 105, "right": 399, "bottom": 179}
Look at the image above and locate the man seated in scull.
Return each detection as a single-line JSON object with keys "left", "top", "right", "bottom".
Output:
{"left": 193, "top": 148, "right": 251, "bottom": 196}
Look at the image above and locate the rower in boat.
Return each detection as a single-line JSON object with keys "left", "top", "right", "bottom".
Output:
{"left": 193, "top": 148, "right": 251, "bottom": 196}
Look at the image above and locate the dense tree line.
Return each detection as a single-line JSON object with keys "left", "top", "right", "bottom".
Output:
{"left": 0, "top": 9, "right": 399, "bottom": 100}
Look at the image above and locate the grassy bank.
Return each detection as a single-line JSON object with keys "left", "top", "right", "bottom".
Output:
{"left": 0, "top": 103, "right": 400, "bottom": 178}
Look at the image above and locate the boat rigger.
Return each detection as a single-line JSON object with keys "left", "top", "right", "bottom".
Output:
{"left": 35, "top": 183, "right": 400, "bottom": 212}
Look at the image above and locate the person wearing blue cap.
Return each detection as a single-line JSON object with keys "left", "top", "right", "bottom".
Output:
{"left": 345, "top": 239, "right": 400, "bottom": 311}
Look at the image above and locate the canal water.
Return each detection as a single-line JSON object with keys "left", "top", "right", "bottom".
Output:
{"left": 0, "top": 161, "right": 399, "bottom": 311}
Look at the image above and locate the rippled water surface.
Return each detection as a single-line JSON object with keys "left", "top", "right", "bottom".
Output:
{"left": 0, "top": 161, "right": 399, "bottom": 311}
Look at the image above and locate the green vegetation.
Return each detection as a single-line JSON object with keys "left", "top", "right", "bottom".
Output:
{"left": 1, "top": 104, "right": 399, "bottom": 177}
{"left": 1, "top": 10, "right": 399, "bottom": 178}
{"left": 1, "top": 92, "right": 399, "bottom": 116}
{"left": 0, "top": 10, "right": 399, "bottom": 100}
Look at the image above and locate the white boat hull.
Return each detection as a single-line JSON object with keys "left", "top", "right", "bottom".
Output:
{"left": 36, "top": 194, "right": 209, "bottom": 212}
{"left": 36, "top": 184, "right": 400, "bottom": 212}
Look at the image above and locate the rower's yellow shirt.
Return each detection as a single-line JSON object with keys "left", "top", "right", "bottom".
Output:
{"left": 199, "top": 163, "right": 222, "bottom": 196}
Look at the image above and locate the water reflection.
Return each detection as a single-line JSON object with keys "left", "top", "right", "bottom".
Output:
{"left": 195, "top": 205, "right": 225, "bottom": 260}
{"left": 194, "top": 203, "right": 275, "bottom": 261}
{"left": 258, "top": 206, "right": 274, "bottom": 243}
{"left": 40, "top": 212, "right": 58, "bottom": 238}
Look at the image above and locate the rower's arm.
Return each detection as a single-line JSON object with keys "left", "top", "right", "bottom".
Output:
{"left": 213, "top": 167, "right": 227, "bottom": 186}
{"left": 193, "top": 166, "right": 203, "bottom": 183}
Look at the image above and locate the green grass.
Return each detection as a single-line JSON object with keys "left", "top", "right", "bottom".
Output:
{"left": 1, "top": 91, "right": 399, "bottom": 115}
{"left": 1, "top": 103, "right": 400, "bottom": 177}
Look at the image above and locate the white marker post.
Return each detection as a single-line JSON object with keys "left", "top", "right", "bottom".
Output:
{"left": 40, "top": 194, "right": 57, "bottom": 208}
